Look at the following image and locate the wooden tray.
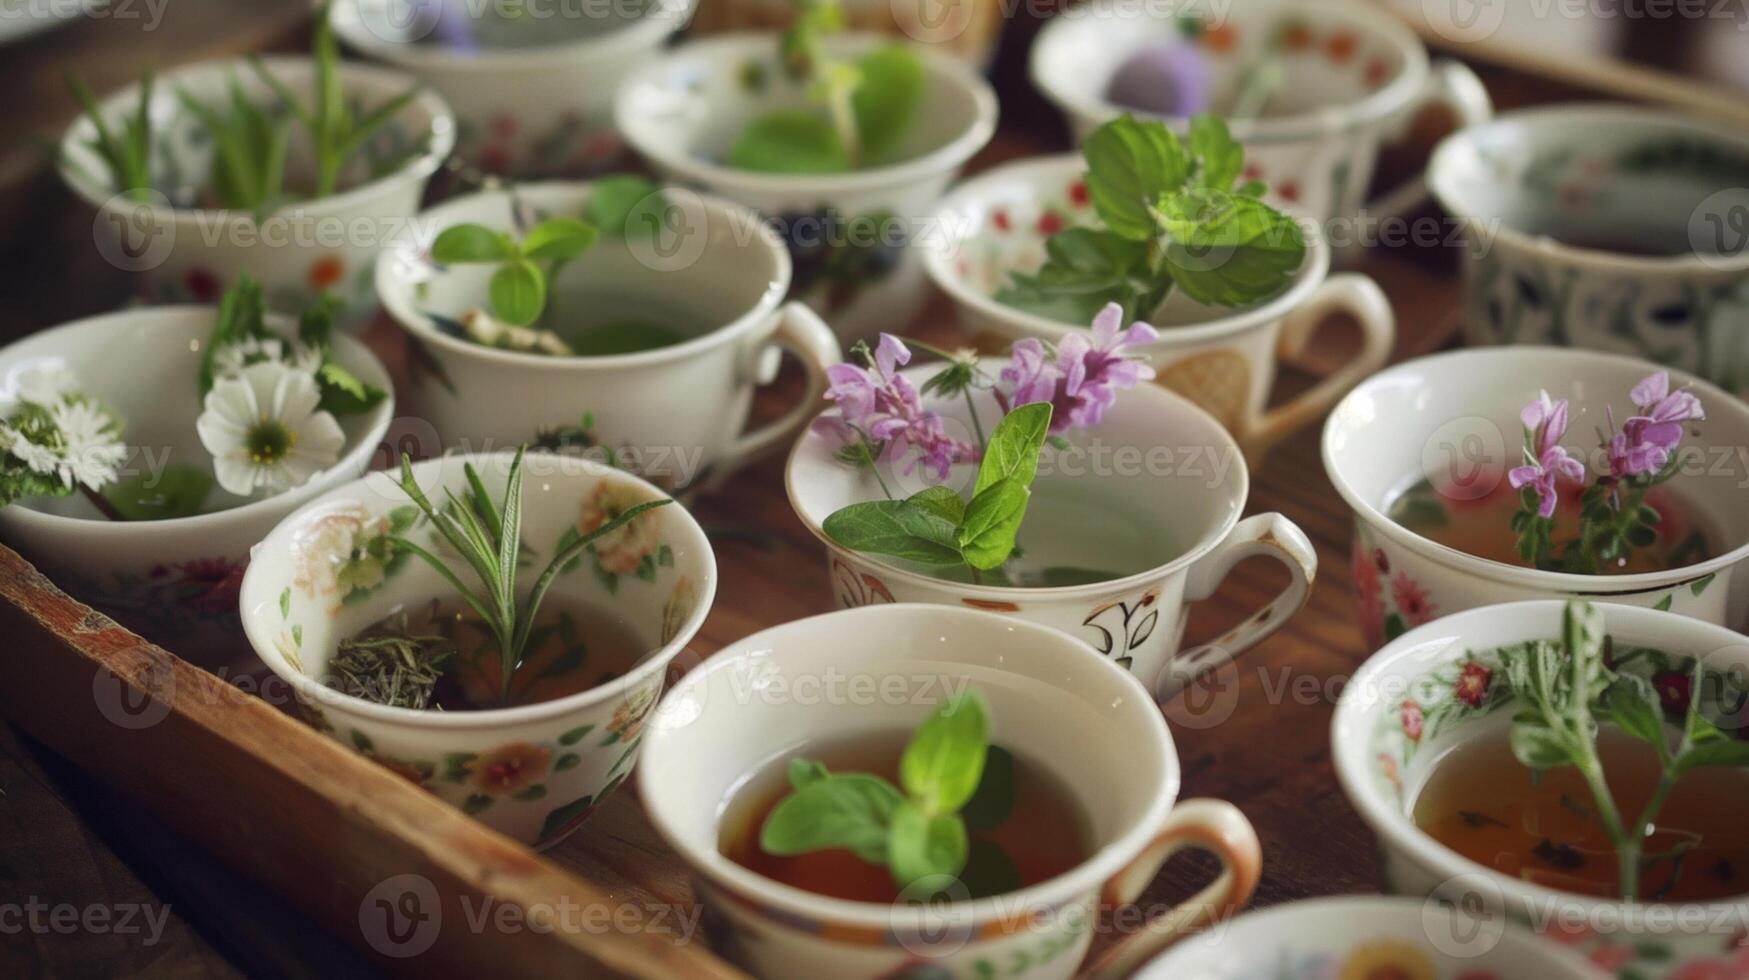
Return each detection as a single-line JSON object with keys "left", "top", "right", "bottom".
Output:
{"left": 3, "top": 8, "right": 1741, "bottom": 976}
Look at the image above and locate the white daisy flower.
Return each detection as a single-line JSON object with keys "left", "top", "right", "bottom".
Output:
{"left": 0, "top": 421, "right": 65, "bottom": 481}
{"left": 196, "top": 362, "right": 345, "bottom": 496}
{"left": 50, "top": 398, "right": 127, "bottom": 490}
{"left": 5, "top": 363, "right": 78, "bottom": 411}
{"left": 211, "top": 336, "right": 322, "bottom": 379}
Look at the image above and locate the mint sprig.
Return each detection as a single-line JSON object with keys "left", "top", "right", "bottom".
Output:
{"left": 996, "top": 114, "right": 1306, "bottom": 324}
{"left": 1501, "top": 600, "right": 1749, "bottom": 900}
{"left": 760, "top": 691, "right": 1013, "bottom": 894}
{"left": 822, "top": 402, "right": 1052, "bottom": 578}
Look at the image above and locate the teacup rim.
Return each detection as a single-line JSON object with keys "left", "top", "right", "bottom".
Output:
{"left": 636, "top": 602, "right": 1182, "bottom": 927}
{"left": 1331, "top": 598, "right": 1749, "bottom": 912}
{"left": 784, "top": 367, "right": 1251, "bottom": 599}
{"left": 1428, "top": 101, "right": 1749, "bottom": 276}
{"left": 1029, "top": 0, "right": 1430, "bottom": 143}
{"left": 1321, "top": 344, "right": 1749, "bottom": 592}
{"left": 238, "top": 451, "right": 718, "bottom": 729}
{"left": 0, "top": 305, "right": 394, "bottom": 537}
{"left": 375, "top": 180, "right": 793, "bottom": 369}
{"left": 613, "top": 31, "right": 1000, "bottom": 197}
{"left": 920, "top": 155, "right": 1333, "bottom": 344}
{"left": 58, "top": 54, "right": 457, "bottom": 221}
{"left": 330, "top": 0, "right": 695, "bottom": 73}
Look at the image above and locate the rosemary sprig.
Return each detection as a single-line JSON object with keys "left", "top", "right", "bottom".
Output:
{"left": 390, "top": 448, "right": 673, "bottom": 706}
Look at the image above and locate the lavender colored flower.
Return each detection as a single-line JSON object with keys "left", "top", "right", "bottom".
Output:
{"left": 1608, "top": 371, "right": 1704, "bottom": 478}
{"left": 1004, "top": 303, "right": 1158, "bottom": 434}
{"left": 819, "top": 333, "right": 976, "bottom": 481}
{"left": 1508, "top": 390, "right": 1586, "bottom": 518}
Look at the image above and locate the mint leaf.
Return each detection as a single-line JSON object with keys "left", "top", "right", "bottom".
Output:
{"left": 973, "top": 402, "right": 1052, "bottom": 498}
{"left": 1187, "top": 114, "right": 1244, "bottom": 191}
{"left": 959, "top": 744, "right": 1015, "bottom": 832}
{"left": 489, "top": 259, "right": 545, "bottom": 326}
{"left": 957, "top": 478, "right": 1030, "bottom": 571}
{"left": 520, "top": 218, "right": 597, "bottom": 262}
{"left": 789, "top": 758, "right": 830, "bottom": 788}
{"left": 728, "top": 109, "right": 849, "bottom": 174}
{"left": 900, "top": 691, "right": 988, "bottom": 815}
{"left": 851, "top": 45, "right": 923, "bottom": 164}
{"left": 432, "top": 223, "right": 516, "bottom": 264}
{"left": 887, "top": 801, "right": 968, "bottom": 891}
{"left": 104, "top": 464, "right": 214, "bottom": 521}
{"left": 1158, "top": 189, "right": 1306, "bottom": 306}
{"left": 906, "top": 486, "right": 965, "bottom": 525}
{"left": 586, "top": 175, "right": 664, "bottom": 239}
{"left": 760, "top": 772, "right": 904, "bottom": 863}
{"left": 1082, "top": 115, "right": 1189, "bottom": 240}
{"left": 823, "top": 499, "right": 964, "bottom": 565}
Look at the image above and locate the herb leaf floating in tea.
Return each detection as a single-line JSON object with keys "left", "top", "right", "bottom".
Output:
{"left": 727, "top": 0, "right": 923, "bottom": 174}
{"left": 1508, "top": 374, "right": 1706, "bottom": 575}
{"left": 996, "top": 114, "right": 1306, "bottom": 324}
{"left": 387, "top": 447, "right": 673, "bottom": 707}
{"left": 1499, "top": 599, "right": 1749, "bottom": 899}
{"left": 760, "top": 690, "right": 1014, "bottom": 895}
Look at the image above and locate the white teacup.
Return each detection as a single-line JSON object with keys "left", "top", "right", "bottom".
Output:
{"left": 786, "top": 366, "right": 1316, "bottom": 698}
{"left": 58, "top": 56, "right": 455, "bottom": 322}
{"left": 332, "top": 0, "right": 693, "bottom": 178}
{"left": 1135, "top": 895, "right": 1600, "bottom": 979}
{"left": 614, "top": 32, "right": 999, "bottom": 342}
{"left": 1333, "top": 600, "right": 1749, "bottom": 978}
{"left": 375, "top": 181, "right": 842, "bottom": 492}
{"left": 1323, "top": 347, "right": 1749, "bottom": 647}
{"left": 1031, "top": 0, "right": 1492, "bottom": 230}
{"left": 639, "top": 603, "right": 1264, "bottom": 980}
{"left": 922, "top": 158, "right": 1396, "bottom": 459}
{"left": 239, "top": 452, "right": 715, "bottom": 847}
{"left": 0, "top": 307, "right": 393, "bottom": 663}
{"left": 1430, "top": 104, "right": 1749, "bottom": 392}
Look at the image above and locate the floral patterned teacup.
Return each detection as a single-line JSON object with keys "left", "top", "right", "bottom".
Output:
{"left": 58, "top": 56, "right": 455, "bottom": 322}
{"left": 785, "top": 363, "right": 1317, "bottom": 699}
{"left": 1134, "top": 895, "right": 1599, "bottom": 979}
{"left": 1030, "top": 0, "right": 1492, "bottom": 231}
{"left": 921, "top": 155, "right": 1396, "bottom": 460}
{"left": 0, "top": 307, "right": 393, "bottom": 665}
{"left": 238, "top": 452, "right": 715, "bottom": 847}
{"left": 332, "top": 0, "right": 691, "bottom": 179}
{"left": 1430, "top": 104, "right": 1749, "bottom": 393}
{"left": 375, "top": 181, "right": 842, "bottom": 492}
{"left": 1333, "top": 600, "right": 1749, "bottom": 978}
{"left": 614, "top": 32, "right": 999, "bottom": 342}
{"left": 638, "top": 603, "right": 1264, "bottom": 980}
{"left": 1323, "top": 347, "right": 1749, "bottom": 648}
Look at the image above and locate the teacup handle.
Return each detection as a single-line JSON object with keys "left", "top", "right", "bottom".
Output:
{"left": 709, "top": 301, "right": 842, "bottom": 489}
{"left": 1155, "top": 513, "right": 1316, "bottom": 699}
{"left": 1364, "top": 59, "right": 1495, "bottom": 221}
{"left": 1245, "top": 273, "right": 1394, "bottom": 460}
{"left": 1081, "top": 798, "right": 1263, "bottom": 980}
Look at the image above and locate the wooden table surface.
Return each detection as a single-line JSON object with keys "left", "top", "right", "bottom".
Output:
{"left": 1, "top": 4, "right": 1740, "bottom": 978}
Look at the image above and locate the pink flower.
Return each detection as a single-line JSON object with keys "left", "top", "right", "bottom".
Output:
{"left": 1508, "top": 390, "right": 1586, "bottom": 518}
{"left": 818, "top": 334, "right": 977, "bottom": 481}
{"left": 1608, "top": 371, "right": 1703, "bottom": 478}
{"left": 1400, "top": 700, "right": 1425, "bottom": 741}
{"left": 1454, "top": 661, "right": 1492, "bottom": 707}
{"left": 1004, "top": 303, "right": 1158, "bottom": 434}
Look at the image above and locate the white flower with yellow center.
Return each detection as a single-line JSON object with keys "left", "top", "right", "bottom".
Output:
{"left": 196, "top": 362, "right": 343, "bottom": 496}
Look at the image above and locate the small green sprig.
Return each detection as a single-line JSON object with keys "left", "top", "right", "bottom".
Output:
{"left": 1501, "top": 600, "right": 1749, "bottom": 900}
{"left": 249, "top": 1, "right": 418, "bottom": 199}
{"left": 823, "top": 402, "right": 1051, "bottom": 581}
{"left": 199, "top": 275, "right": 386, "bottom": 416}
{"left": 761, "top": 690, "right": 1015, "bottom": 894}
{"left": 996, "top": 114, "right": 1307, "bottom": 324}
{"left": 389, "top": 448, "right": 673, "bottom": 706}
{"left": 67, "top": 70, "right": 155, "bottom": 202}
{"left": 728, "top": 0, "right": 923, "bottom": 174}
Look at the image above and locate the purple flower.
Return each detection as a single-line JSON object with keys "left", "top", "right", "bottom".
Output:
{"left": 1508, "top": 390, "right": 1586, "bottom": 518}
{"left": 1003, "top": 303, "right": 1158, "bottom": 433}
{"left": 1608, "top": 372, "right": 1703, "bottom": 478}
{"left": 818, "top": 334, "right": 976, "bottom": 481}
